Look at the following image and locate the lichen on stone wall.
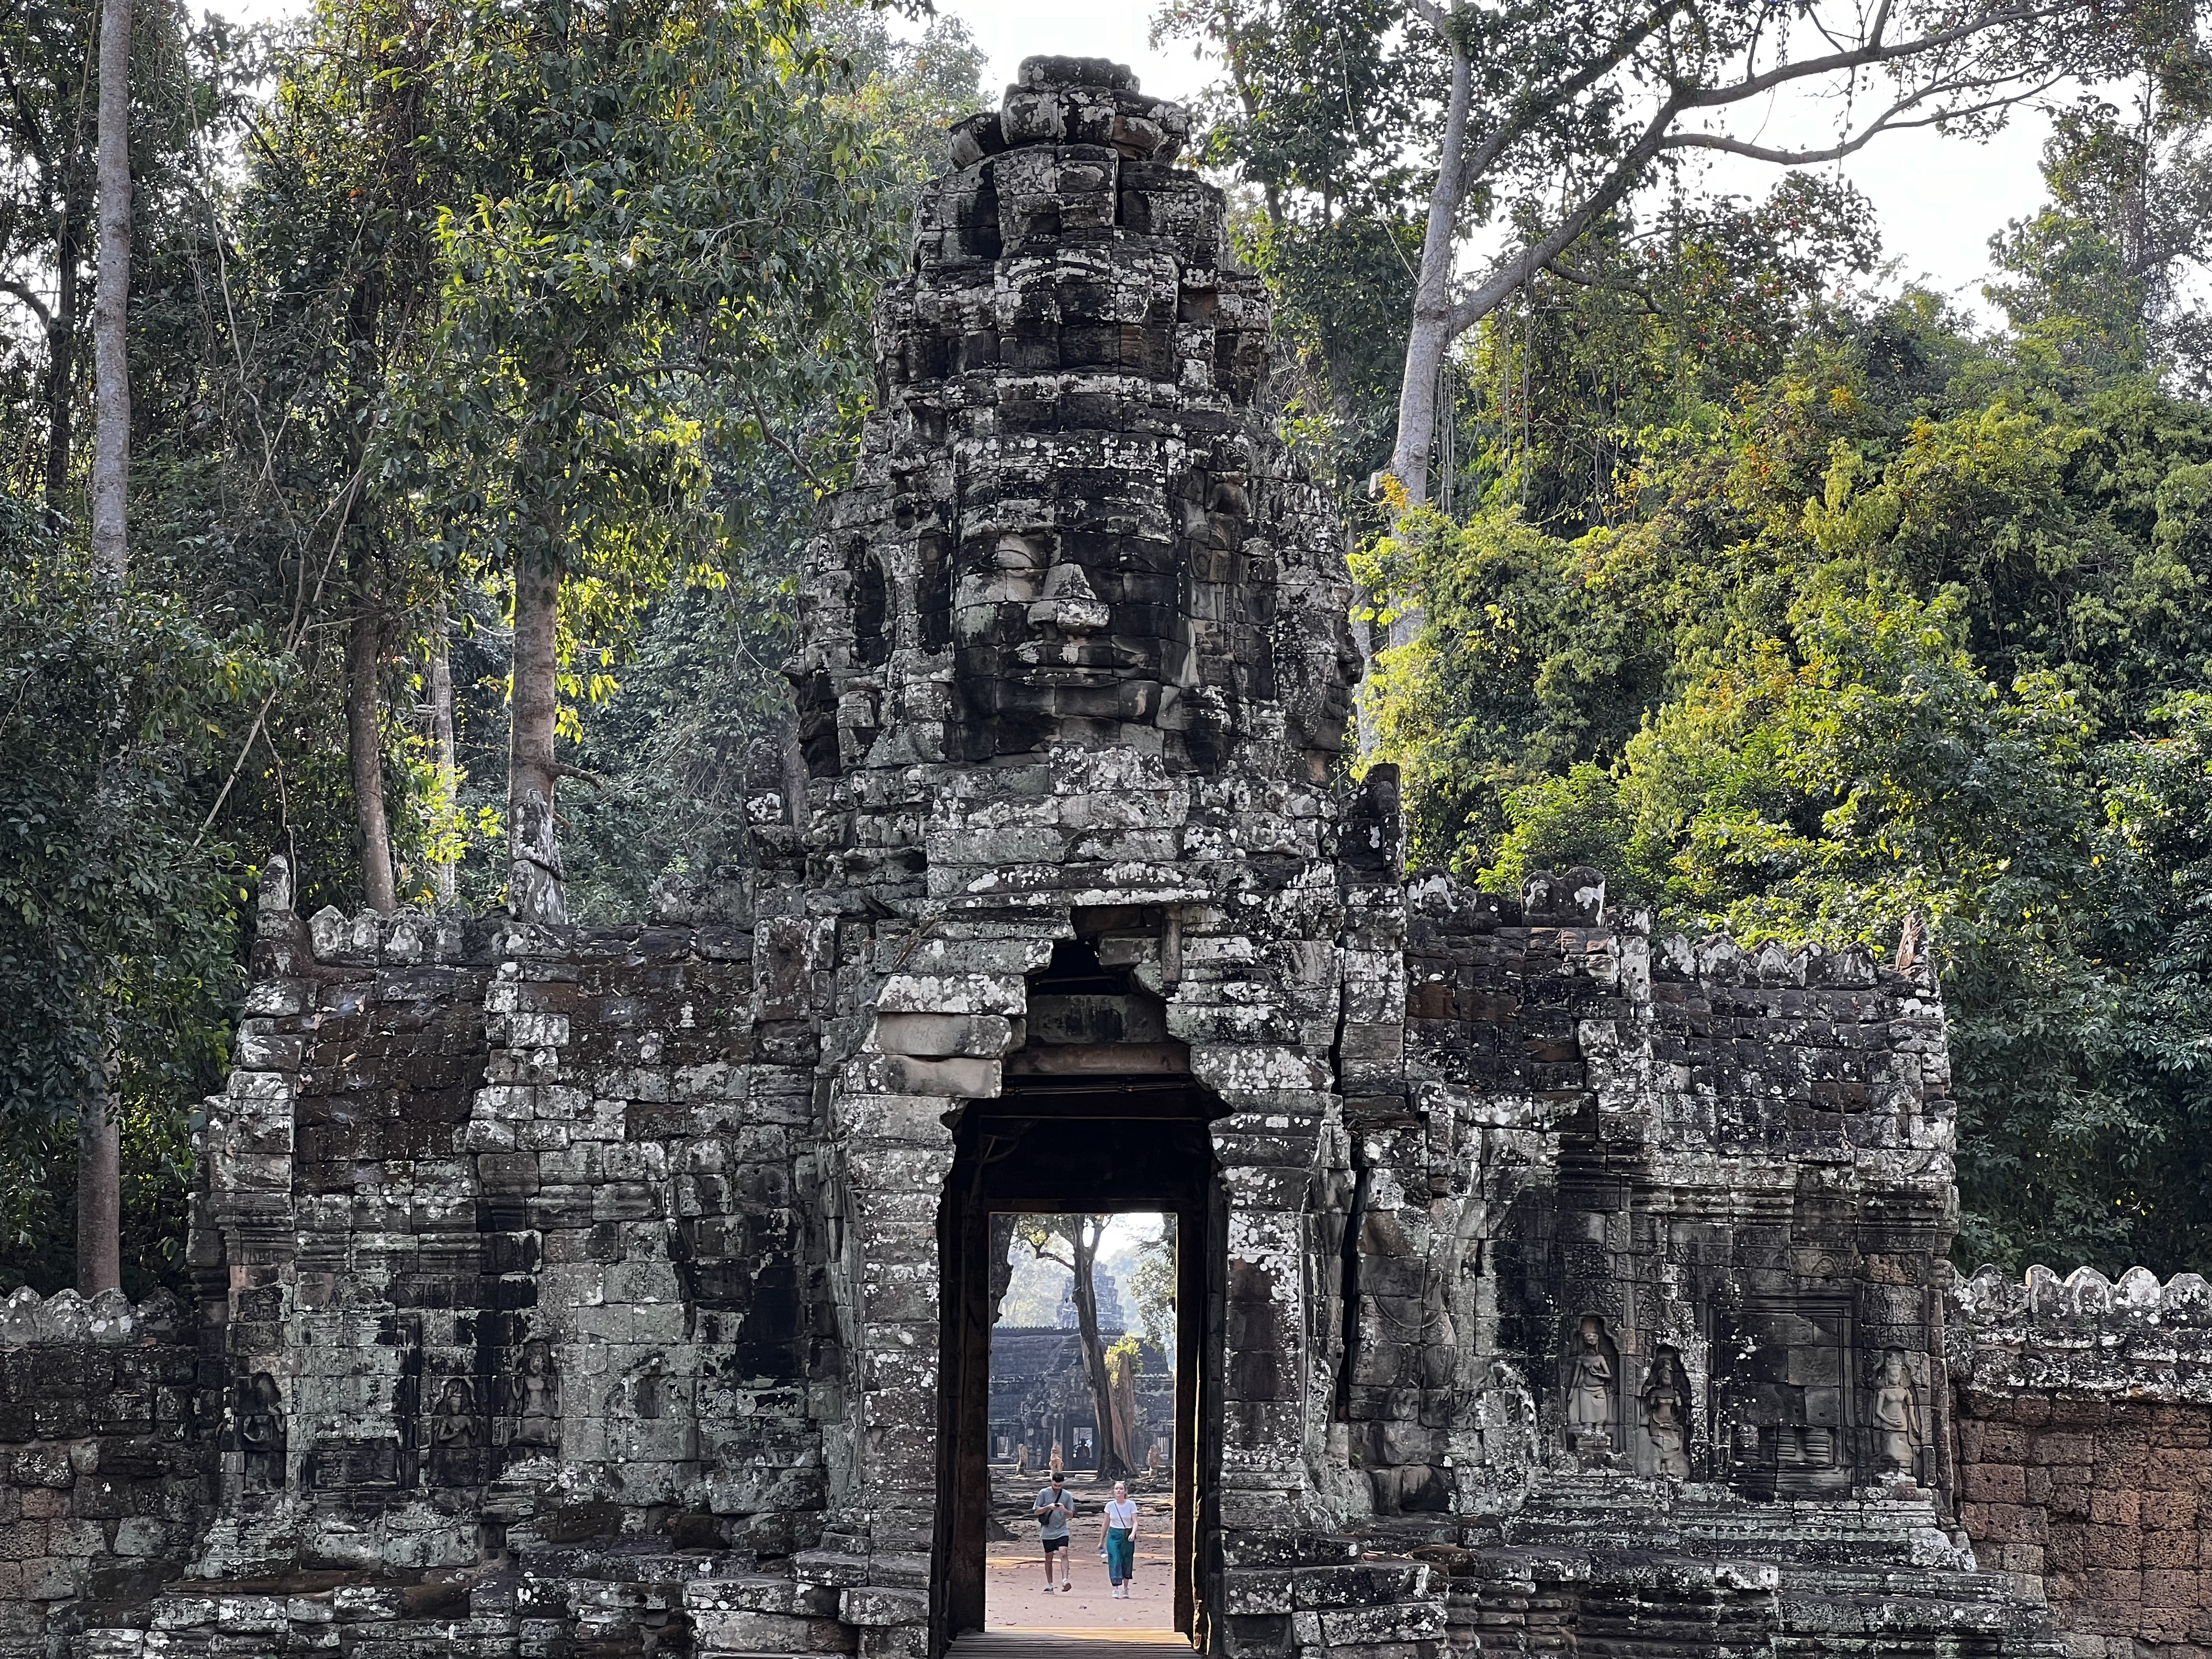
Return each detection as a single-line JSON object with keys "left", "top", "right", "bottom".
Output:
{"left": 1951, "top": 1264, "right": 2212, "bottom": 1656}
{"left": 0, "top": 1288, "right": 199, "bottom": 1659}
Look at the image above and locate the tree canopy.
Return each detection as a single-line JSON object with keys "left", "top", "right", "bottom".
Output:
{"left": 1355, "top": 108, "right": 2212, "bottom": 1276}
{"left": 8, "top": 0, "right": 2212, "bottom": 1293}
{"left": 0, "top": 0, "right": 981, "bottom": 1291}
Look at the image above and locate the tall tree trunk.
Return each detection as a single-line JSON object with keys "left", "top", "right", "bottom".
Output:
{"left": 77, "top": 0, "right": 132, "bottom": 1297}
{"left": 1070, "top": 1220, "right": 1128, "bottom": 1481}
{"left": 346, "top": 591, "right": 397, "bottom": 913}
{"left": 1378, "top": 43, "right": 1472, "bottom": 662}
{"left": 1388, "top": 43, "right": 1471, "bottom": 518}
{"left": 88, "top": 0, "right": 129, "bottom": 580}
{"left": 44, "top": 205, "right": 82, "bottom": 512}
{"left": 342, "top": 240, "right": 397, "bottom": 912}
{"left": 428, "top": 615, "right": 458, "bottom": 909}
{"left": 76, "top": 1044, "right": 121, "bottom": 1295}
{"left": 508, "top": 552, "right": 567, "bottom": 923}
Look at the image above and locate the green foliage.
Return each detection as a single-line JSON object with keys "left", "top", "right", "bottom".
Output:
{"left": 1105, "top": 1333, "right": 1144, "bottom": 1383}
{"left": 1239, "top": 211, "right": 1421, "bottom": 489}
{"left": 393, "top": 0, "right": 900, "bottom": 649}
{"left": 422, "top": 0, "right": 983, "bottom": 915}
{"left": 0, "top": 497, "right": 273, "bottom": 1293}
{"left": 1348, "top": 61, "right": 2212, "bottom": 1281}
{"left": 1124, "top": 1219, "right": 1178, "bottom": 1364}
{"left": 1366, "top": 290, "right": 2212, "bottom": 1274}
{"left": 1159, "top": 0, "right": 1441, "bottom": 495}
{"left": 0, "top": 0, "right": 979, "bottom": 1288}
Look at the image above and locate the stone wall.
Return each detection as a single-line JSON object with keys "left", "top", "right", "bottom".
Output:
{"left": 0, "top": 1289, "right": 199, "bottom": 1659}
{"left": 987, "top": 1328, "right": 1173, "bottom": 1469}
{"left": 1951, "top": 1265, "right": 2212, "bottom": 1657}
{"left": 181, "top": 862, "right": 830, "bottom": 1630}
{"left": 1361, "top": 870, "right": 1958, "bottom": 1521}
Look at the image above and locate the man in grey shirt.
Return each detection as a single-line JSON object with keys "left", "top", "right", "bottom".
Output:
{"left": 1034, "top": 1471, "right": 1073, "bottom": 1591}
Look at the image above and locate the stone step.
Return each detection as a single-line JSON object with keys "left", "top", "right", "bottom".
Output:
{"left": 947, "top": 1632, "right": 1192, "bottom": 1656}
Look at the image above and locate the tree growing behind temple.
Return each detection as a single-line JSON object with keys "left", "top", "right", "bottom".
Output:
{"left": 0, "top": 502, "right": 272, "bottom": 1293}
{"left": 1354, "top": 98, "right": 2212, "bottom": 1274}
{"left": 1166, "top": 0, "right": 2208, "bottom": 511}
{"left": 1016, "top": 1214, "right": 1130, "bottom": 1481}
{"left": 1156, "top": 0, "right": 1439, "bottom": 496}
{"left": 0, "top": 0, "right": 970, "bottom": 1292}
{"left": 377, "top": 0, "right": 900, "bottom": 924}
{"left": 1126, "top": 1216, "right": 1178, "bottom": 1365}
{"left": 541, "top": 4, "right": 986, "bottom": 919}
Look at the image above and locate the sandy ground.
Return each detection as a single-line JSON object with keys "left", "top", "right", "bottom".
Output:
{"left": 988, "top": 1469, "right": 1176, "bottom": 1633}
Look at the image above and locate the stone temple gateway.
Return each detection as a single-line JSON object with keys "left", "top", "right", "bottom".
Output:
{"left": 9, "top": 54, "right": 2212, "bottom": 1659}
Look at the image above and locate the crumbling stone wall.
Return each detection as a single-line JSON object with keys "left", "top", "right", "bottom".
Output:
{"left": 180, "top": 849, "right": 831, "bottom": 1651}
{"left": 1952, "top": 1265, "right": 2212, "bottom": 1657}
{"left": 1353, "top": 869, "right": 1957, "bottom": 1523}
{"left": 0, "top": 1289, "right": 198, "bottom": 1659}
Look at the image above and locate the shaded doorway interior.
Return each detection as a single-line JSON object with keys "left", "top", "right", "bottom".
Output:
{"left": 936, "top": 932, "right": 1220, "bottom": 1653}
{"left": 985, "top": 1211, "right": 1177, "bottom": 1632}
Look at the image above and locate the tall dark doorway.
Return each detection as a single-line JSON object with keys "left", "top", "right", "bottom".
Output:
{"left": 935, "top": 934, "right": 1220, "bottom": 1653}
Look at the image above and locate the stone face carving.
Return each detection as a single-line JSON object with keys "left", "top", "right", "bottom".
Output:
{"left": 790, "top": 55, "right": 1353, "bottom": 787}
{"left": 1641, "top": 1347, "right": 1691, "bottom": 1478}
{"left": 1565, "top": 1315, "right": 1616, "bottom": 1454}
{"left": 1872, "top": 1347, "right": 1923, "bottom": 1478}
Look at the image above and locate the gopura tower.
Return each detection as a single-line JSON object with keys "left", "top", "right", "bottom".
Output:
{"left": 23, "top": 53, "right": 2099, "bottom": 1659}
{"left": 781, "top": 50, "right": 1376, "bottom": 1648}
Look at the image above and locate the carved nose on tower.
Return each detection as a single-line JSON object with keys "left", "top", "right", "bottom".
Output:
{"left": 1028, "top": 561, "right": 1110, "bottom": 636}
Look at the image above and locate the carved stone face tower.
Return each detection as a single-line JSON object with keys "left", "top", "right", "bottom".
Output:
{"left": 126, "top": 50, "right": 2075, "bottom": 1659}
{"left": 785, "top": 54, "right": 1371, "bottom": 1653}
{"left": 789, "top": 55, "right": 1358, "bottom": 780}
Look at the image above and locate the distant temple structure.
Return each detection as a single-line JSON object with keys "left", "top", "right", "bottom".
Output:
{"left": 988, "top": 1327, "right": 1170, "bottom": 1473}
{"left": 1055, "top": 1272, "right": 1126, "bottom": 1333}
{"left": 8, "top": 53, "right": 2212, "bottom": 1659}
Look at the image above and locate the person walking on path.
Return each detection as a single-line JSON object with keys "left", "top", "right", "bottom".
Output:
{"left": 1097, "top": 1479, "right": 1139, "bottom": 1598}
{"left": 1034, "top": 1471, "right": 1074, "bottom": 1592}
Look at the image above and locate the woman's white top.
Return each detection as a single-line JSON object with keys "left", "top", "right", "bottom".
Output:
{"left": 1105, "top": 1499, "right": 1138, "bottom": 1530}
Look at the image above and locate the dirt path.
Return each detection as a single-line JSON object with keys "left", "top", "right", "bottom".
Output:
{"left": 988, "top": 1469, "right": 1176, "bottom": 1633}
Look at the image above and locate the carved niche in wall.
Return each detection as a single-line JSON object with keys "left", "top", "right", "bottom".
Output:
{"left": 1710, "top": 1299, "right": 1854, "bottom": 1495}
{"left": 1561, "top": 1313, "right": 1619, "bottom": 1457}
{"left": 508, "top": 1339, "right": 560, "bottom": 1459}
{"left": 427, "top": 1377, "right": 482, "bottom": 1488}
{"left": 1869, "top": 1347, "right": 1927, "bottom": 1483}
{"left": 238, "top": 1371, "right": 287, "bottom": 1493}
{"left": 1639, "top": 1345, "right": 1692, "bottom": 1479}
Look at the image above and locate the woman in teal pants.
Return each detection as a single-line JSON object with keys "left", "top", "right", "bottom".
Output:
{"left": 1097, "top": 1479, "right": 1139, "bottom": 1599}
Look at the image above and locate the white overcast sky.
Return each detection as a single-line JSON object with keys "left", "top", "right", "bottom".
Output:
{"left": 211, "top": 0, "right": 2063, "bottom": 320}
{"left": 920, "top": 0, "right": 2059, "bottom": 321}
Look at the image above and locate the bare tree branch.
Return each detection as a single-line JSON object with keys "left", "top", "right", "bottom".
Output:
{"left": 1436, "top": 1, "right": 2073, "bottom": 378}
{"left": 1660, "top": 77, "right": 2067, "bottom": 165}
{"left": 1446, "top": 94, "right": 1684, "bottom": 334}
{"left": 1544, "top": 258, "right": 1663, "bottom": 312}
{"left": 0, "top": 275, "right": 54, "bottom": 330}
{"left": 1453, "top": 3, "right": 1680, "bottom": 200}
{"left": 1675, "top": 1, "right": 2060, "bottom": 112}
